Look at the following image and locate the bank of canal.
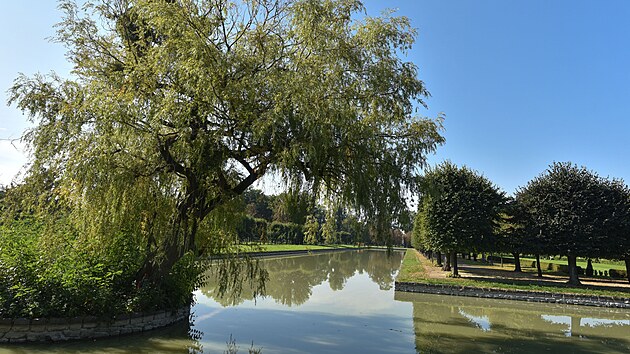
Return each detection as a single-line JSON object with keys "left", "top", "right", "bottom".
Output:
{"left": 395, "top": 249, "right": 630, "bottom": 309}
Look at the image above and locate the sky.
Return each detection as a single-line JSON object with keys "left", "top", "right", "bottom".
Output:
{"left": 2, "top": 1, "right": 630, "bottom": 195}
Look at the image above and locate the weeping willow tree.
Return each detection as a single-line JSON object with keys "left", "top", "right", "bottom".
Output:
{"left": 8, "top": 0, "right": 444, "bottom": 292}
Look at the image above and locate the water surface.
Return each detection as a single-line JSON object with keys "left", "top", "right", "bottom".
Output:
{"left": 2, "top": 249, "right": 629, "bottom": 353}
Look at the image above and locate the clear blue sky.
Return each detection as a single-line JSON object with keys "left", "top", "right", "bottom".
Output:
{"left": 2, "top": 1, "right": 630, "bottom": 195}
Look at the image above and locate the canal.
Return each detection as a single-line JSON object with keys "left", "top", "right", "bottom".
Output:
{"left": 3, "top": 249, "right": 629, "bottom": 353}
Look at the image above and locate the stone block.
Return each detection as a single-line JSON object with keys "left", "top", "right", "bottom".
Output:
{"left": 62, "top": 330, "right": 83, "bottom": 340}
{"left": 11, "top": 325, "right": 30, "bottom": 332}
{"left": 82, "top": 321, "right": 98, "bottom": 329}
{"left": 29, "top": 318, "right": 47, "bottom": 332}
{"left": 68, "top": 317, "right": 83, "bottom": 330}
{"left": 46, "top": 319, "right": 69, "bottom": 331}
{"left": 4, "top": 331, "right": 27, "bottom": 340}
{"left": 92, "top": 331, "right": 111, "bottom": 338}
{"left": 80, "top": 329, "right": 96, "bottom": 338}
{"left": 27, "top": 333, "right": 48, "bottom": 342}
{"left": 119, "top": 327, "right": 134, "bottom": 335}
{"left": 130, "top": 316, "right": 145, "bottom": 325}
{"left": 47, "top": 331, "right": 68, "bottom": 342}
{"left": 112, "top": 318, "right": 130, "bottom": 327}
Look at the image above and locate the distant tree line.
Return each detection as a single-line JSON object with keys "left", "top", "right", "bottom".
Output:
{"left": 236, "top": 188, "right": 408, "bottom": 246}
{"left": 412, "top": 161, "right": 630, "bottom": 285}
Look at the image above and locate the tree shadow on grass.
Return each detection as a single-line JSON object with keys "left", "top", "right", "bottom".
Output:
{"left": 455, "top": 269, "right": 630, "bottom": 295}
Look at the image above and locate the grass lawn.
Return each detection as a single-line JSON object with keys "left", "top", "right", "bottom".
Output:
{"left": 237, "top": 244, "right": 360, "bottom": 252}
{"left": 516, "top": 256, "right": 626, "bottom": 271}
{"left": 397, "top": 249, "right": 630, "bottom": 299}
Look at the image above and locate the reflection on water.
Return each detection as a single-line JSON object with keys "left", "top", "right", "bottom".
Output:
{"left": 201, "top": 249, "right": 404, "bottom": 307}
{"left": 394, "top": 292, "right": 630, "bottom": 354}
{"left": 193, "top": 249, "right": 415, "bottom": 353}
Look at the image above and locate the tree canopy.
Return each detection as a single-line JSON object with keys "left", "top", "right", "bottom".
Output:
{"left": 8, "top": 0, "right": 444, "bottom": 288}
{"left": 516, "top": 162, "right": 628, "bottom": 284}
{"left": 413, "top": 162, "right": 504, "bottom": 275}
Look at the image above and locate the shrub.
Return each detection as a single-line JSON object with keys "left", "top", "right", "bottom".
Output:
{"left": 609, "top": 269, "right": 628, "bottom": 279}
{"left": 268, "top": 222, "right": 304, "bottom": 244}
{"left": 0, "top": 219, "right": 201, "bottom": 318}
{"left": 237, "top": 216, "right": 268, "bottom": 243}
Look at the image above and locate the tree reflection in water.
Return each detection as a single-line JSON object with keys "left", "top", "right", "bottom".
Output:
{"left": 394, "top": 292, "right": 630, "bottom": 354}
{"left": 200, "top": 250, "right": 404, "bottom": 307}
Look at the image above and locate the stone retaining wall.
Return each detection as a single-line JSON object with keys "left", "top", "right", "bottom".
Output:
{"left": 0, "top": 306, "right": 190, "bottom": 343}
{"left": 395, "top": 282, "right": 630, "bottom": 309}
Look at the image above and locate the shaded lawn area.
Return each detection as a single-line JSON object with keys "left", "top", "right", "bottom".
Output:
{"left": 397, "top": 249, "right": 630, "bottom": 299}
{"left": 495, "top": 255, "right": 626, "bottom": 271}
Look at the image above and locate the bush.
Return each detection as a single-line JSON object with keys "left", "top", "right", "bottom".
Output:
{"left": 338, "top": 231, "right": 353, "bottom": 245}
{"left": 237, "top": 216, "right": 268, "bottom": 243}
{"left": 268, "top": 222, "right": 304, "bottom": 244}
{"left": 0, "top": 219, "right": 201, "bottom": 318}
{"left": 609, "top": 269, "right": 628, "bottom": 279}
{"left": 515, "top": 259, "right": 584, "bottom": 275}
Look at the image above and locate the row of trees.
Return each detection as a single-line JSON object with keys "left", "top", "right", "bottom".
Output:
{"left": 413, "top": 161, "right": 630, "bottom": 284}
{"left": 237, "top": 189, "right": 393, "bottom": 246}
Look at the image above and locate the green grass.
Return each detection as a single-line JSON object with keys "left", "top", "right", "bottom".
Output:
{"left": 237, "top": 244, "right": 359, "bottom": 253}
{"left": 517, "top": 256, "right": 626, "bottom": 271}
{"left": 397, "top": 248, "right": 427, "bottom": 282}
{"left": 397, "top": 249, "right": 630, "bottom": 299}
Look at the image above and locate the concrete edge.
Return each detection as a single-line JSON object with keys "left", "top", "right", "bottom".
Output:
{"left": 394, "top": 281, "right": 630, "bottom": 309}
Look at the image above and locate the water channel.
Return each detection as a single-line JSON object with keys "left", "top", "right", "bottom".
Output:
{"left": 2, "top": 249, "right": 629, "bottom": 353}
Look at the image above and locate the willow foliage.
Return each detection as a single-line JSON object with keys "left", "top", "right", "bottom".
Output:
{"left": 9, "top": 0, "right": 444, "bottom": 285}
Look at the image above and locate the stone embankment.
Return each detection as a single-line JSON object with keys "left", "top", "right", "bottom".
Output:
{"left": 395, "top": 282, "right": 630, "bottom": 309}
{"left": 0, "top": 306, "right": 190, "bottom": 343}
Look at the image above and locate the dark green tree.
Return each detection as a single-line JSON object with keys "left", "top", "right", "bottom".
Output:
{"left": 596, "top": 178, "right": 630, "bottom": 283}
{"left": 242, "top": 189, "right": 274, "bottom": 221}
{"left": 8, "top": 0, "right": 444, "bottom": 293}
{"left": 415, "top": 162, "right": 504, "bottom": 276}
{"left": 495, "top": 197, "right": 541, "bottom": 273}
{"left": 517, "top": 162, "right": 608, "bottom": 285}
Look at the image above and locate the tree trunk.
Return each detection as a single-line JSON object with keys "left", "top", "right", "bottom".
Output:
{"left": 567, "top": 254, "right": 581, "bottom": 285}
{"left": 442, "top": 252, "right": 451, "bottom": 272}
{"left": 570, "top": 316, "right": 581, "bottom": 337}
{"left": 512, "top": 252, "right": 522, "bottom": 272}
{"left": 436, "top": 251, "right": 442, "bottom": 266}
{"left": 625, "top": 254, "right": 630, "bottom": 284}
{"left": 472, "top": 253, "right": 477, "bottom": 262}
{"left": 451, "top": 251, "right": 459, "bottom": 277}
{"left": 585, "top": 259, "right": 593, "bottom": 277}
{"left": 535, "top": 254, "right": 543, "bottom": 278}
